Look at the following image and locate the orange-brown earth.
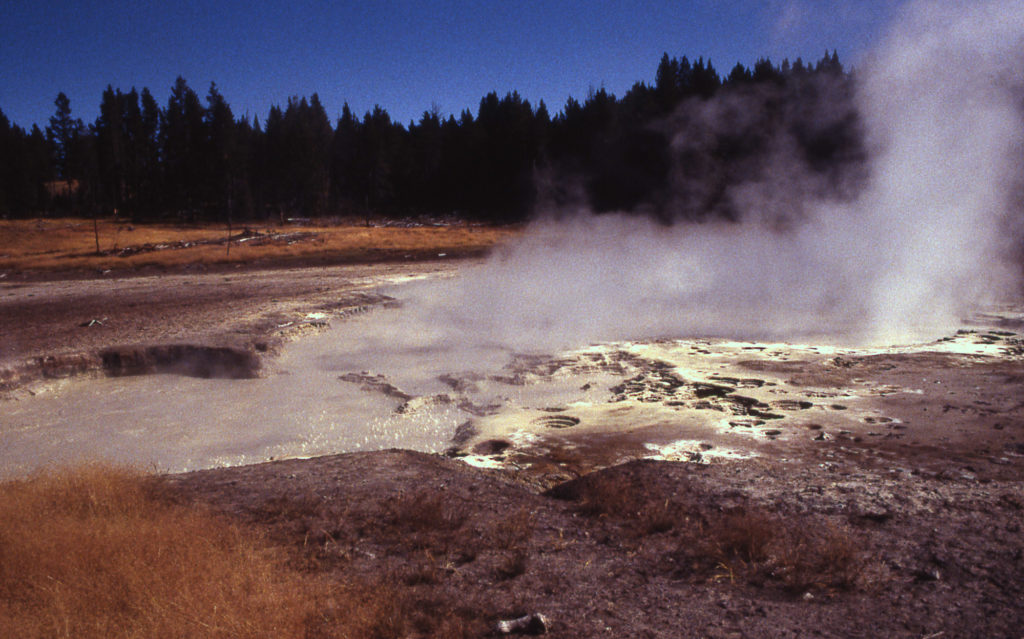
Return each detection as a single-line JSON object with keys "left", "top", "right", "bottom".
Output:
{"left": 2, "top": 219, "right": 1023, "bottom": 637}
{"left": 0, "top": 217, "right": 517, "bottom": 275}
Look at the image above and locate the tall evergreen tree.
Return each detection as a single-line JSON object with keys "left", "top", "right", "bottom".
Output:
{"left": 354, "top": 105, "right": 403, "bottom": 215}
{"left": 137, "top": 87, "right": 162, "bottom": 216}
{"left": 94, "top": 85, "right": 128, "bottom": 213}
{"left": 46, "top": 92, "right": 83, "bottom": 181}
{"left": 162, "top": 77, "right": 206, "bottom": 218}
{"left": 0, "top": 112, "right": 51, "bottom": 215}
{"left": 204, "top": 82, "right": 237, "bottom": 221}
{"left": 330, "top": 103, "right": 360, "bottom": 214}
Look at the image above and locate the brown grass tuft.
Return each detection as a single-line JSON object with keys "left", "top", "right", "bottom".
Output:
{"left": 494, "top": 549, "right": 531, "bottom": 580}
{"left": 568, "top": 472, "right": 650, "bottom": 519}
{"left": 0, "top": 464, "right": 415, "bottom": 638}
{"left": 696, "top": 507, "right": 867, "bottom": 592}
{"left": 380, "top": 489, "right": 469, "bottom": 554}
{"left": 550, "top": 470, "right": 689, "bottom": 537}
{"left": 771, "top": 522, "right": 867, "bottom": 591}
{"left": 491, "top": 507, "right": 536, "bottom": 550}
{"left": 704, "top": 509, "right": 779, "bottom": 565}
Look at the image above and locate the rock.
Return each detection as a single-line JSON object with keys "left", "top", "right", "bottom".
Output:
{"left": 450, "top": 420, "right": 478, "bottom": 446}
{"left": 396, "top": 394, "right": 452, "bottom": 414}
{"left": 497, "top": 612, "right": 549, "bottom": 635}
{"left": 338, "top": 372, "right": 412, "bottom": 400}
{"left": 855, "top": 504, "right": 892, "bottom": 522}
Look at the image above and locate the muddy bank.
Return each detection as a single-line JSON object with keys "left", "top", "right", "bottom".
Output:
{"left": 0, "top": 261, "right": 453, "bottom": 397}
{"left": 0, "top": 343, "right": 262, "bottom": 392}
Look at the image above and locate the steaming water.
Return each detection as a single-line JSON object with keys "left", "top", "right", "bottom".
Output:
{"left": 2, "top": 267, "right": 1020, "bottom": 480}
{"left": 0, "top": 276, "right": 624, "bottom": 479}
{"left": 0, "top": 317, "right": 445, "bottom": 478}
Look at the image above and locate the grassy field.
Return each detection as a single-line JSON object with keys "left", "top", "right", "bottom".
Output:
{"left": 0, "top": 218, "right": 519, "bottom": 274}
{"left": 0, "top": 465, "right": 400, "bottom": 639}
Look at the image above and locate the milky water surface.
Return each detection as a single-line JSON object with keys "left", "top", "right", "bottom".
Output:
{"left": 3, "top": 269, "right": 1020, "bottom": 480}
{"left": 0, "top": 279, "right": 600, "bottom": 478}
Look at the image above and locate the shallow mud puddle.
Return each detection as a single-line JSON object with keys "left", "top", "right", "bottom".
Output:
{"left": 2, "top": 277, "right": 1022, "bottom": 479}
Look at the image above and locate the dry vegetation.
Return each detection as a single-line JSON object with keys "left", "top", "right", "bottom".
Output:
{"left": 0, "top": 462, "right": 876, "bottom": 638}
{"left": 0, "top": 465, "right": 411, "bottom": 639}
{"left": 0, "top": 218, "right": 519, "bottom": 274}
{"left": 7, "top": 446, "right": 1020, "bottom": 638}
{"left": 547, "top": 464, "right": 870, "bottom": 593}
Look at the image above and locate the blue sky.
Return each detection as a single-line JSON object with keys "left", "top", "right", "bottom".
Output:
{"left": 1, "top": 0, "right": 905, "bottom": 131}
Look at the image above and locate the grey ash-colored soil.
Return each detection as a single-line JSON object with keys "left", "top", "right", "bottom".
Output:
{"left": 0, "top": 261, "right": 455, "bottom": 395}
{"left": 3, "top": 261, "right": 1024, "bottom": 637}
{"left": 169, "top": 449, "right": 1023, "bottom": 638}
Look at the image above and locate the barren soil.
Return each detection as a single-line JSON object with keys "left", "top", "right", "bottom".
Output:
{"left": 2, "top": 232, "right": 1023, "bottom": 637}
{"left": 0, "top": 259, "right": 457, "bottom": 395}
{"left": 0, "top": 217, "right": 519, "bottom": 396}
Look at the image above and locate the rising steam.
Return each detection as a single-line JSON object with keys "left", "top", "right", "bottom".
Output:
{"left": 403, "top": 0, "right": 1024, "bottom": 354}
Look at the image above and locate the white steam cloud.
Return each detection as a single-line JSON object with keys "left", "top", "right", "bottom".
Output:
{"left": 410, "top": 0, "right": 1024, "bottom": 353}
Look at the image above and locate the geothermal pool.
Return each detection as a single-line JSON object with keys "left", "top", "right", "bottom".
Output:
{"left": 2, "top": 273, "right": 1022, "bottom": 480}
{"left": 0, "top": 274, "right": 619, "bottom": 478}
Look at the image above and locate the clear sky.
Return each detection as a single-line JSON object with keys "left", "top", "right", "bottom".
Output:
{"left": 1, "top": 0, "right": 905, "bottom": 131}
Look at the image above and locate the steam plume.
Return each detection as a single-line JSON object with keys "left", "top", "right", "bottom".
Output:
{"left": 407, "top": 0, "right": 1024, "bottom": 353}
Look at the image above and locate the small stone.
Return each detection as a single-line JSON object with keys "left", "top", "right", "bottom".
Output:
{"left": 497, "top": 612, "right": 549, "bottom": 635}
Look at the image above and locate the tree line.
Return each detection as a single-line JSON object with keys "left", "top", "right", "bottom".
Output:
{"left": 0, "top": 51, "right": 858, "bottom": 225}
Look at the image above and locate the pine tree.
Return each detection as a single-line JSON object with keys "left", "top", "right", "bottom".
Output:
{"left": 162, "top": 77, "right": 205, "bottom": 218}
{"left": 204, "top": 82, "right": 236, "bottom": 221}
{"left": 95, "top": 85, "right": 127, "bottom": 213}
{"left": 46, "top": 92, "right": 83, "bottom": 181}
{"left": 138, "top": 88, "right": 161, "bottom": 216}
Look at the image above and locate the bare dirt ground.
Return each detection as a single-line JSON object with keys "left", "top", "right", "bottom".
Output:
{"left": 0, "top": 259, "right": 457, "bottom": 395}
{"left": 2, "top": 224, "right": 1023, "bottom": 637}
{"left": 1, "top": 217, "right": 510, "bottom": 395}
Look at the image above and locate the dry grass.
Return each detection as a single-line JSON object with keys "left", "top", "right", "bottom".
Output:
{"left": 491, "top": 507, "right": 537, "bottom": 550}
{"left": 0, "top": 218, "right": 519, "bottom": 274}
{"left": 551, "top": 467, "right": 869, "bottom": 593}
{"left": 769, "top": 521, "right": 868, "bottom": 591}
{"left": 494, "top": 549, "right": 531, "bottom": 580}
{"left": 0, "top": 464, "right": 414, "bottom": 639}
{"left": 552, "top": 469, "right": 691, "bottom": 536}
{"left": 698, "top": 507, "right": 867, "bottom": 592}
{"left": 382, "top": 490, "right": 470, "bottom": 554}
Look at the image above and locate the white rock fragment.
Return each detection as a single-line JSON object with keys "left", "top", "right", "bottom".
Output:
{"left": 497, "top": 612, "right": 548, "bottom": 635}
